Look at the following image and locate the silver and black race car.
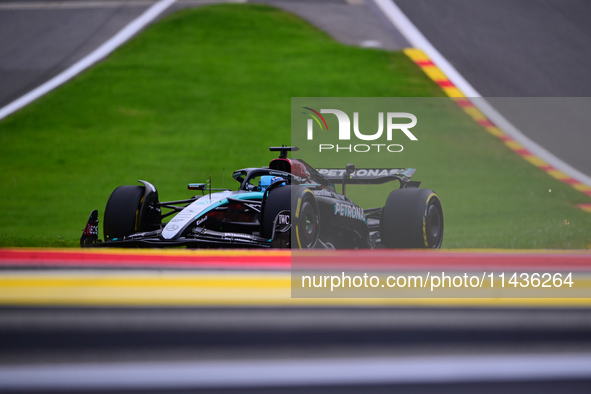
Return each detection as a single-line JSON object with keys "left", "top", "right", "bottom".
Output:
{"left": 81, "top": 146, "right": 443, "bottom": 249}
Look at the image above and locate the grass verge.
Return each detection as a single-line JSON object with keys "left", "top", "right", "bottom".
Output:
{"left": 0, "top": 4, "right": 589, "bottom": 248}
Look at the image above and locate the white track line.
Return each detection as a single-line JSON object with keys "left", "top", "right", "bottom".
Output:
{"left": 372, "top": 0, "right": 591, "bottom": 187}
{"left": 0, "top": 0, "right": 178, "bottom": 121}
{"left": 1, "top": 353, "right": 591, "bottom": 390}
{"left": 0, "top": 1, "right": 160, "bottom": 10}
{"left": 0, "top": 0, "right": 242, "bottom": 10}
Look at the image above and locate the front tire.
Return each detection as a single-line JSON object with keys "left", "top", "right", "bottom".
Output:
{"left": 262, "top": 185, "right": 291, "bottom": 240}
{"left": 103, "top": 185, "right": 145, "bottom": 241}
{"left": 292, "top": 187, "right": 319, "bottom": 249}
{"left": 262, "top": 186, "right": 320, "bottom": 249}
{"left": 380, "top": 188, "right": 443, "bottom": 248}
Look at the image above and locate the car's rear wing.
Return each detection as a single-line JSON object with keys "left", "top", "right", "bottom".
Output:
{"left": 316, "top": 168, "right": 420, "bottom": 188}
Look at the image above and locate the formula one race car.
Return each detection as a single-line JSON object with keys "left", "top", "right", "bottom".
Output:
{"left": 81, "top": 146, "right": 443, "bottom": 249}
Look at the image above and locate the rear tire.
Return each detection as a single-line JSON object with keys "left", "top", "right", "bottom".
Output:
{"left": 104, "top": 185, "right": 145, "bottom": 241}
{"left": 380, "top": 188, "right": 443, "bottom": 248}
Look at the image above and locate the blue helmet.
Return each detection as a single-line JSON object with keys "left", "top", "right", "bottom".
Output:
{"left": 259, "top": 175, "right": 285, "bottom": 190}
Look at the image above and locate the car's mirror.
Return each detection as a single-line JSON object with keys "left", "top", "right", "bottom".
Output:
{"left": 188, "top": 183, "right": 207, "bottom": 191}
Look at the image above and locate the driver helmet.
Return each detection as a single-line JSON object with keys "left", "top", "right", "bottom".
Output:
{"left": 259, "top": 175, "right": 284, "bottom": 191}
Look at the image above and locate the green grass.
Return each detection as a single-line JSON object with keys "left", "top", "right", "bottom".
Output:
{"left": 0, "top": 4, "right": 589, "bottom": 248}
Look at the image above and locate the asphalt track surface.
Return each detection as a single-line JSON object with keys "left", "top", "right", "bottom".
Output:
{"left": 1, "top": 0, "right": 591, "bottom": 392}
{"left": 1, "top": 249, "right": 591, "bottom": 392}
{"left": 0, "top": 0, "right": 150, "bottom": 107}
{"left": 393, "top": 0, "right": 591, "bottom": 177}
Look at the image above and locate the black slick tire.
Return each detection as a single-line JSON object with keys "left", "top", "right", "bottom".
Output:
{"left": 292, "top": 187, "right": 319, "bottom": 249}
{"left": 262, "top": 185, "right": 292, "bottom": 240}
{"left": 380, "top": 188, "right": 443, "bottom": 248}
{"left": 103, "top": 185, "right": 145, "bottom": 241}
